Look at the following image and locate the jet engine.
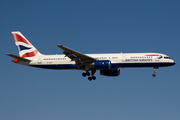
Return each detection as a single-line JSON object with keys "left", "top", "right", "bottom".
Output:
{"left": 100, "top": 68, "right": 120, "bottom": 76}
{"left": 91, "top": 60, "right": 111, "bottom": 69}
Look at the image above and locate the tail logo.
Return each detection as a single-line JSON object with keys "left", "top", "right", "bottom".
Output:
{"left": 12, "top": 32, "right": 40, "bottom": 58}
{"left": 12, "top": 33, "right": 31, "bottom": 45}
{"left": 18, "top": 45, "right": 31, "bottom": 51}
{"left": 21, "top": 49, "right": 38, "bottom": 58}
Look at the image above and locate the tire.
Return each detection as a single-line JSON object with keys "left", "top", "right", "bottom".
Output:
{"left": 152, "top": 74, "right": 156, "bottom": 77}
{"left": 82, "top": 73, "right": 86, "bottom": 77}
{"left": 92, "top": 76, "right": 96, "bottom": 80}
{"left": 88, "top": 77, "right": 92, "bottom": 81}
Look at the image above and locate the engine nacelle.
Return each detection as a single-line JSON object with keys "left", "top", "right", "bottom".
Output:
{"left": 100, "top": 68, "right": 120, "bottom": 76}
{"left": 91, "top": 60, "right": 111, "bottom": 69}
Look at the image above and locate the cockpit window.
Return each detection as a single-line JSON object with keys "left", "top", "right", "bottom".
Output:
{"left": 164, "top": 56, "right": 171, "bottom": 59}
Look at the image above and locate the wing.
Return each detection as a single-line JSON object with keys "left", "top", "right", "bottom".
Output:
{"left": 56, "top": 45, "right": 96, "bottom": 68}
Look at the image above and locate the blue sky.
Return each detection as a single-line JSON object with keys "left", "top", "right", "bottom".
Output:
{"left": 1, "top": 0, "right": 180, "bottom": 120}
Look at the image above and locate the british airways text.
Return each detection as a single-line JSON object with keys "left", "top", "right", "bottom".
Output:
{"left": 125, "top": 59, "right": 153, "bottom": 62}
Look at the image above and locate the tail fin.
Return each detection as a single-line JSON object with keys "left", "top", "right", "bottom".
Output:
{"left": 12, "top": 31, "right": 41, "bottom": 58}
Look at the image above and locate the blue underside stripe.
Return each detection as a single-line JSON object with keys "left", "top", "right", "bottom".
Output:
{"left": 30, "top": 62, "right": 175, "bottom": 70}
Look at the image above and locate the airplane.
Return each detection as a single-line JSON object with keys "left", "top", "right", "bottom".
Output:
{"left": 6, "top": 31, "right": 175, "bottom": 81}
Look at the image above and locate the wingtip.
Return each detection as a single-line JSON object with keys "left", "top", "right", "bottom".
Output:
{"left": 6, "top": 53, "right": 11, "bottom": 56}
{"left": 56, "top": 44, "right": 63, "bottom": 47}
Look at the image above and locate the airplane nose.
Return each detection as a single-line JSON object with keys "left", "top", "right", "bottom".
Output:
{"left": 171, "top": 60, "right": 176, "bottom": 65}
{"left": 170, "top": 60, "right": 176, "bottom": 66}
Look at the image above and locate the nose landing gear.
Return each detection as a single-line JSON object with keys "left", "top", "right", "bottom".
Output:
{"left": 152, "top": 67, "right": 158, "bottom": 77}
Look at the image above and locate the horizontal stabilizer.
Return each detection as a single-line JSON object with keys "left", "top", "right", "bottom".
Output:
{"left": 6, "top": 53, "right": 31, "bottom": 62}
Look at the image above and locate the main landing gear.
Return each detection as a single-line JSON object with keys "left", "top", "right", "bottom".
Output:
{"left": 152, "top": 67, "right": 158, "bottom": 77}
{"left": 82, "top": 69, "right": 96, "bottom": 81}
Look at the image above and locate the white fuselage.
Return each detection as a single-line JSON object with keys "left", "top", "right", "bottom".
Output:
{"left": 20, "top": 53, "right": 175, "bottom": 70}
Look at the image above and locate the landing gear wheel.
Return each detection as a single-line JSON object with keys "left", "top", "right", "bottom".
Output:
{"left": 82, "top": 72, "right": 91, "bottom": 77}
{"left": 82, "top": 69, "right": 97, "bottom": 81}
{"left": 152, "top": 74, "right": 156, "bottom": 77}
{"left": 88, "top": 77, "right": 92, "bottom": 81}
{"left": 82, "top": 72, "right": 86, "bottom": 77}
{"left": 86, "top": 72, "right": 90, "bottom": 76}
{"left": 92, "top": 76, "right": 96, "bottom": 80}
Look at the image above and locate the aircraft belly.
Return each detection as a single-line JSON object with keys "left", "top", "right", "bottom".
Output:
{"left": 111, "top": 62, "right": 175, "bottom": 68}
{"left": 30, "top": 64, "right": 78, "bottom": 70}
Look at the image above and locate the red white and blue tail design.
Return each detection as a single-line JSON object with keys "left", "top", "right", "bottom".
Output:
{"left": 12, "top": 31, "right": 41, "bottom": 58}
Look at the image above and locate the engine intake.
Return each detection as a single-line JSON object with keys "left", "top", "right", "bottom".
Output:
{"left": 91, "top": 60, "right": 111, "bottom": 69}
{"left": 100, "top": 68, "right": 120, "bottom": 76}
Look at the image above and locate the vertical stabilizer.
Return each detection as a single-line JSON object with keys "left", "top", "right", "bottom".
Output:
{"left": 12, "top": 31, "right": 41, "bottom": 58}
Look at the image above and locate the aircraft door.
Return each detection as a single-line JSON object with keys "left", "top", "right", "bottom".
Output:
{"left": 155, "top": 56, "right": 159, "bottom": 61}
{"left": 38, "top": 57, "right": 42, "bottom": 64}
{"left": 122, "top": 55, "right": 126, "bottom": 62}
